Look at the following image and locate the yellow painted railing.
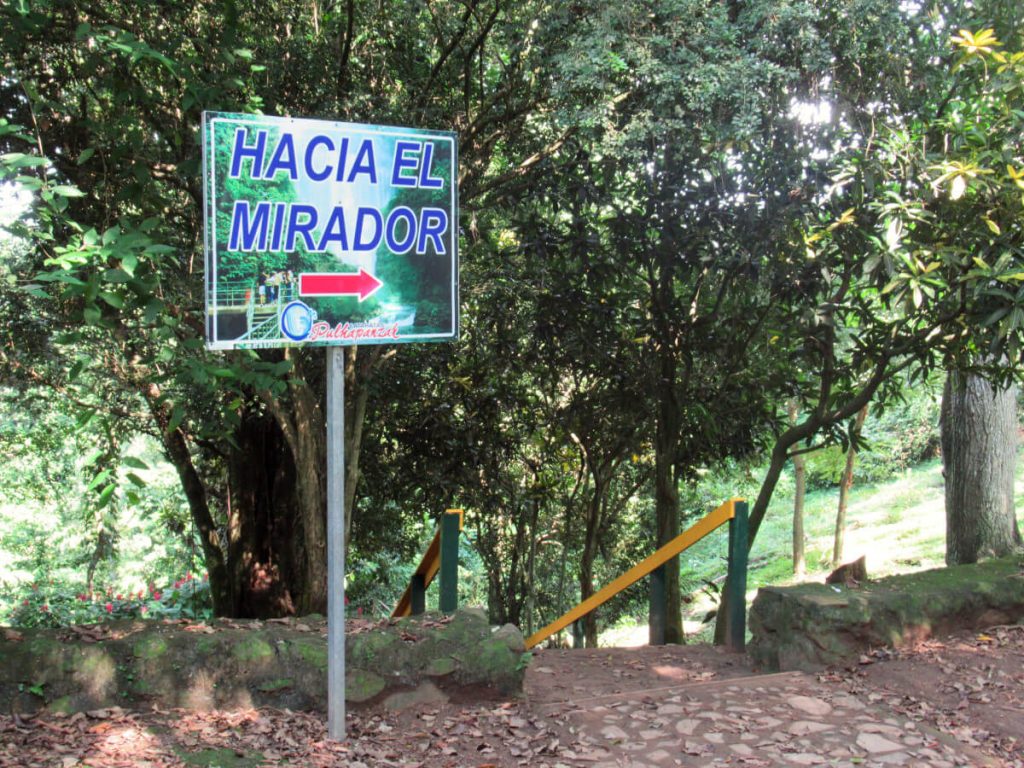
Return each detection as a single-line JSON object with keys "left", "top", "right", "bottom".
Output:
{"left": 525, "top": 498, "right": 743, "bottom": 650}
{"left": 392, "top": 509, "right": 464, "bottom": 617}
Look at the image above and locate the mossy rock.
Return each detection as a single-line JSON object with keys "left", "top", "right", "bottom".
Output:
{"left": 424, "top": 656, "right": 457, "bottom": 677}
{"left": 458, "top": 636, "right": 524, "bottom": 693}
{"left": 231, "top": 636, "right": 275, "bottom": 664}
{"left": 348, "top": 629, "right": 400, "bottom": 667}
{"left": 134, "top": 634, "right": 169, "bottom": 660}
{"left": 289, "top": 637, "right": 327, "bottom": 670}
{"left": 345, "top": 669, "right": 386, "bottom": 703}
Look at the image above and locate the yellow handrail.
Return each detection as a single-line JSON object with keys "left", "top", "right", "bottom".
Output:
{"left": 524, "top": 498, "right": 742, "bottom": 649}
{"left": 392, "top": 509, "right": 464, "bottom": 617}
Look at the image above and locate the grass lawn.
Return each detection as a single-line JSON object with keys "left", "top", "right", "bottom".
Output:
{"left": 600, "top": 453, "right": 1024, "bottom": 647}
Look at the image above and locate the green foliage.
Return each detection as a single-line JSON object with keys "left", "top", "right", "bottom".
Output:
{"left": 803, "top": 384, "right": 942, "bottom": 489}
{"left": 0, "top": 389, "right": 207, "bottom": 625}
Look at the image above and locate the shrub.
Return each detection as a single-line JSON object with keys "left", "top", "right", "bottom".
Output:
{"left": 3, "top": 572, "right": 212, "bottom": 628}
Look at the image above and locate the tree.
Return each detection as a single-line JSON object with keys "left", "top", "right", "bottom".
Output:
{"left": 941, "top": 371, "right": 1021, "bottom": 563}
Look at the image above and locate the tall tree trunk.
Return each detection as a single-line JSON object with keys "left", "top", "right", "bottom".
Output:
{"left": 792, "top": 452, "right": 807, "bottom": 575}
{"left": 260, "top": 352, "right": 328, "bottom": 615}
{"left": 942, "top": 370, "right": 1021, "bottom": 564}
{"left": 525, "top": 498, "right": 540, "bottom": 637}
{"left": 834, "top": 403, "right": 869, "bottom": 567}
{"left": 787, "top": 400, "right": 806, "bottom": 576}
{"left": 652, "top": 352, "right": 683, "bottom": 644}
{"left": 226, "top": 411, "right": 298, "bottom": 618}
{"left": 579, "top": 479, "right": 603, "bottom": 648}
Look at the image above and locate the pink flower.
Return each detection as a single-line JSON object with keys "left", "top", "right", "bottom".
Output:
{"left": 104, "top": 602, "right": 113, "bottom": 613}
{"left": 152, "top": 592, "right": 162, "bottom": 601}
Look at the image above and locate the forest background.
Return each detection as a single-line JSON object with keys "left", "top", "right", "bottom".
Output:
{"left": 1, "top": 0, "right": 1023, "bottom": 648}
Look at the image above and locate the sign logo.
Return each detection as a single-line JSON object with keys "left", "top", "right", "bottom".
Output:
{"left": 280, "top": 300, "right": 317, "bottom": 341}
{"left": 202, "top": 112, "right": 458, "bottom": 349}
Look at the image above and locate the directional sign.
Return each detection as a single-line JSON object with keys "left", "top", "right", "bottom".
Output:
{"left": 202, "top": 112, "right": 458, "bottom": 349}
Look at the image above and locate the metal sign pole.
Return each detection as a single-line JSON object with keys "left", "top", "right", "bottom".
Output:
{"left": 326, "top": 346, "right": 346, "bottom": 739}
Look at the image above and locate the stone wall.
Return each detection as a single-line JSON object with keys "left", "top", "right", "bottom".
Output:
{"left": 0, "top": 607, "right": 527, "bottom": 715}
{"left": 749, "top": 557, "right": 1024, "bottom": 672}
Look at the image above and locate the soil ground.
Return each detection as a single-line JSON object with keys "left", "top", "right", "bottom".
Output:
{"left": 2, "top": 628, "right": 1022, "bottom": 767}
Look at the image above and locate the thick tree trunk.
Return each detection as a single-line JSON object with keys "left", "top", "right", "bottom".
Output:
{"left": 226, "top": 412, "right": 298, "bottom": 618}
{"left": 834, "top": 404, "right": 869, "bottom": 567}
{"left": 260, "top": 352, "right": 328, "bottom": 616}
{"left": 942, "top": 370, "right": 1021, "bottom": 565}
{"left": 288, "top": 386, "right": 328, "bottom": 615}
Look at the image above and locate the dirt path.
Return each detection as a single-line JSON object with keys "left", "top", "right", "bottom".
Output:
{"left": 2, "top": 633, "right": 1021, "bottom": 767}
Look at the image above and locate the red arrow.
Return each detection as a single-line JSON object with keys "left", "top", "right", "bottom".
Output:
{"left": 299, "top": 269, "right": 383, "bottom": 301}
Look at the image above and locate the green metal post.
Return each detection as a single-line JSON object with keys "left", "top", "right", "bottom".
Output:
{"left": 438, "top": 511, "right": 460, "bottom": 614}
{"left": 649, "top": 564, "right": 666, "bottom": 646}
{"left": 411, "top": 573, "right": 426, "bottom": 615}
{"left": 726, "top": 501, "right": 749, "bottom": 652}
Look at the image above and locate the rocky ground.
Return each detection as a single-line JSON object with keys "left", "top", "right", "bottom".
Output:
{"left": 2, "top": 624, "right": 1022, "bottom": 767}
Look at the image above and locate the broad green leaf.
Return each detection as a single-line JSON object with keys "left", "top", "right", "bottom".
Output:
{"left": 99, "top": 291, "right": 124, "bottom": 308}
{"left": 50, "top": 185, "right": 84, "bottom": 197}
{"left": 167, "top": 404, "right": 185, "bottom": 433}
{"left": 96, "top": 484, "right": 116, "bottom": 507}
{"left": 88, "top": 469, "right": 112, "bottom": 492}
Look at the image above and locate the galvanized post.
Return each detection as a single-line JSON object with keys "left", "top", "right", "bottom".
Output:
{"left": 438, "top": 510, "right": 460, "bottom": 614}
{"left": 649, "top": 564, "right": 666, "bottom": 646}
{"left": 410, "top": 573, "right": 426, "bottom": 615}
{"left": 726, "top": 501, "right": 749, "bottom": 652}
{"left": 326, "top": 347, "right": 346, "bottom": 739}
